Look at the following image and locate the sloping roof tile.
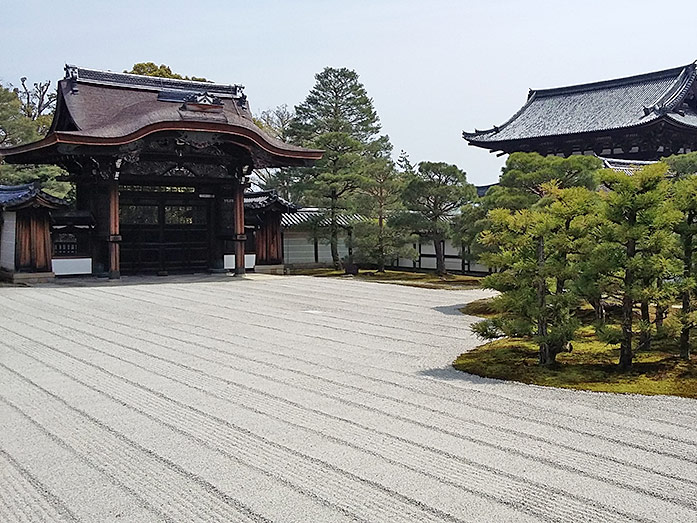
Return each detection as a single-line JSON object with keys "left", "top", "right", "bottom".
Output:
{"left": 464, "top": 63, "right": 697, "bottom": 145}
{"left": 244, "top": 190, "right": 297, "bottom": 213}
{"left": 600, "top": 157, "right": 656, "bottom": 175}
{"left": 1, "top": 65, "right": 322, "bottom": 169}
{"left": 0, "top": 183, "right": 69, "bottom": 210}
{"left": 281, "top": 208, "right": 365, "bottom": 228}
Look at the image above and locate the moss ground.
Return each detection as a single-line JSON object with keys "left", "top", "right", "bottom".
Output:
{"left": 290, "top": 268, "right": 482, "bottom": 290}
{"left": 455, "top": 298, "right": 697, "bottom": 399}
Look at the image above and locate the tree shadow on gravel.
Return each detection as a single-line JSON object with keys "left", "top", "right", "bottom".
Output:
{"left": 417, "top": 366, "right": 499, "bottom": 384}
{"left": 431, "top": 305, "right": 468, "bottom": 316}
{"left": 17, "top": 273, "right": 257, "bottom": 289}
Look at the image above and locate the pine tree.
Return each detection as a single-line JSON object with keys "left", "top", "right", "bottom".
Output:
{"left": 288, "top": 67, "right": 390, "bottom": 269}
{"left": 665, "top": 152, "right": 697, "bottom": 360}
{"left": 476, "top": 183, "right": 601, "bottom": 365}
{"left": 353, "top": 158, "right": 415, "bottom": 271}
{"left": 395, "top": 161, "right": 475, "bottom": 275}
{"left": 599, "top": 164, "right": 681, "bottom": 369}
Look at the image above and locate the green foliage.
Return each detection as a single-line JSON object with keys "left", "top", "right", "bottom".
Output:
{"left": 289, "top": 67, "right": 382, "bottom": 145}
{"left": 396, "top": 161, "right": 475, "bottom": 275}
{"left": 353, "top": 220, "right": 416, "bottom": 269}
{"left": 471, "top": 318, "right": 504, "bottom": 339}
{"left": 288, "top": 67, "right": 391, "bottom": 269}
{"left": 591, "top": 163, "right": 681, "bottom": 368}
{"left": 252, "top": 105, "right": 302, "bottom": 201}
{"left": 478, "top": 182, "right": 601, "bottom": 364}
{"left": 0, "top": 84, "right": 70, "bottom": 197}
{"left": 491, "top": 152, "right": 601, "bottom": 210}
{"left": 352, "top": 157, "right": 414, "bottom": 271}
{"left": 0, "top": 85, "right": 38, "bottom": 147}
{"left": 124, "top": 62, "right": 208, "bottom": 82}
{"left": 664, "top": 152, "right": 697, "bottom": 359}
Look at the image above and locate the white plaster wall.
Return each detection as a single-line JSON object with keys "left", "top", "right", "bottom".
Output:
{"left": 445, "top": 257, "right": 463, "bottom": 272}
{"left": 469, "top": 262, "right": 491, "bottom": 273}
{"left": 316, "top": 239, "right": 349, "bottom": 263}
{"left": 444, "top": 240, "right": 460, "bottom": 256}
{"left": 397, "top": 257, "right": 416, "bottom": 268}
{"left": 52, "top": 258, "right": 92, "bottom": 276}
{"left": 283, "top": 231, "right": 315, "bottom": 264}
{"left": 0, "top": 211, "right": 16, "bottom": 271}
{"left": 283, "top": 231, "right": 349, "bottom": 265}
{"left": 420, "top": 241, "right": 436, "bottom": 255}
{"left": 223, "top": 254, "right": 256, "bottom": 270}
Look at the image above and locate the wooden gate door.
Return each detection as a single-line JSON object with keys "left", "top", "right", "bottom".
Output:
{"left": 120, "top": 190, "right": 210, "bottom": 274}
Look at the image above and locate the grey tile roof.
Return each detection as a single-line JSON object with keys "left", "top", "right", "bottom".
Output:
{"left": 0, "top": 183, "right": 68, "bottom": 210}
{"left": 476, "top": 184, "right": 497, "bottom": 197}
{"left": 0, "top": 65, "right": 323, "bottom": 169}
{"left": 281, "top": 208, "right": 365, "bottom": 229}
{"left": 67, "top": 65, "right": 244, "bottom": 98}
{"left": 464, "top": 63, "right": 697, "bottom": 145}
{"left": 244, "top": 190, "right": 297, "bottom": 213}
{"left": 600, "top": 157, "right": 656, "bottom": 175}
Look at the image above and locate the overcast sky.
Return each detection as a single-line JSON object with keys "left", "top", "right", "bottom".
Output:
{"left": 2, "top": 0, "right": 696, "bottom": 185}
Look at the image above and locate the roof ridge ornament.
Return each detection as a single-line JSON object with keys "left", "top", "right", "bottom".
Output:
{"left": 184, "top": 91, "right": 223, "bottom": 106}
{"left": 64, "top": 64, "right": 79, "bottom": 93}
{"left": 181, "top": 91, "right": 224, "bottom": 113}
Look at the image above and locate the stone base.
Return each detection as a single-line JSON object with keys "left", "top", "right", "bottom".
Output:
{"left": 254, "top": 264, "right": 286, "bottom": 275}
{"left": 0, "top": 269, "right": 56, "bottom": 284}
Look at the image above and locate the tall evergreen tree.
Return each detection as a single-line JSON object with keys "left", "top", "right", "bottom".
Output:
{"left": 665, "top": 152, "right": 697, "bottom": 360}
{"left": 395, "top": 161, "right": 475, "bottom": 275}
{"left": 288, "top": 67, "right": 390, "bottom": 269}
{"left": 353, "top": 158, "right": 415, "bottom": 272}
{"left": 476, "top": 183, "right": 601, "bottom": 365}
{"left": 599, "top": 164, "right": 680, "bottom": 369}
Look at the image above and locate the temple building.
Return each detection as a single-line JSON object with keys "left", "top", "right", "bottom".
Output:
{"left": 0, "top": 65, "right": 322, "bottom": 279}
{"left": 464, "top": 62, "right": 697, "bottom": 160}
{"left": 0, "top": 183, "right": 68, "bottom": 281}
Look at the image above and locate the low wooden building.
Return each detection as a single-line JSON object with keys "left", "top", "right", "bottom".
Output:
{"left": 464, "top": 62, "right": 697, "bottom": 159}
{"left": 0, "top": 65, "right": 322, "bottom": 278}
{"left": 0, "top": 183, "right": 68, "bottom": 281}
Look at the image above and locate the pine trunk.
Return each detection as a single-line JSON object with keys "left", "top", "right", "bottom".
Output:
{"left": 329, "top": 194, "right": 342, "bottom": 270}
{"left": 619, "top": 234, "right": 636, "bottom": 370}
{"left": 377, "top": 212, "right": 385, "bottom": 273}
{"left": 655, "top": 276, "right": 665, "bottom": 332}
{"left": 681, "top": 225, "right": 693, "bottom": 360}
{"left": 434, "top": 239, "right": 446, "bottom": 276}
{"left": 591, "top": 297, "right": 606, "bottom": 323}
{"left": 639, "top": 298, "right": 651, "bottom": 351}
{"left": 536, "top": 236, "right": 555, "bottom": 365}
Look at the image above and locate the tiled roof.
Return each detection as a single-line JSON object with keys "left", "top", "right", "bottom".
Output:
{"left": 476, "top": 184, "right": 497, "bottom": 197}
{"left": 244, "top": 190, "right": 297, "bottom": 213}
{"left": 0, "top": 183, "right": 68, "bottom": 210}
{"left": 0, "top": 65, "right": 323, "bottom": 169}
{"left": 69, "top": 66, "right": 244, "bottom": 98}
{"left": 281, "top": 208, "right": 365, "bottom": 228}
{"left": 464, "top": 63, "right": 697, "bottom": 145}
{"left": 600, "top": 157, "right": 656, "bottom": 175}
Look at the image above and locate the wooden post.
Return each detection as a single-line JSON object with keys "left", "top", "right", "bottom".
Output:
{"left": 233, "top": 180, "right": 245, "bottom": 275}
{"left": 108, "top": 180, "right": 121, "bottom": 279}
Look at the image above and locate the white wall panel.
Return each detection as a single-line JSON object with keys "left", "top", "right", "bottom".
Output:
{"left": 223, "top": 254, "right": 256, "bottom": 269}
{"left": 283, "top": 232, "right": 315, "bottom": 264}
{"left": 52, "top": 258, "right": 92, "bottom": 276}
{"left": 0, "top": 212, "right": 16, "bottom": 271}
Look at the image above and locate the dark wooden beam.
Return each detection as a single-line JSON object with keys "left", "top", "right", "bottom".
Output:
{"left": 108, "top": 179, "right": 121, "bottom": 279}
{"left": 233, "top": 180, "right": 245, "bottom": 275}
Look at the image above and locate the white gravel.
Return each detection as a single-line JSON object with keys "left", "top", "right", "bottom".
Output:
{"left": 0, "top": 273, "right": 696, "bottom": 522}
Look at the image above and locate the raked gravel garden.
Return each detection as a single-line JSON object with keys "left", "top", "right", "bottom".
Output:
{"left": 1, "top": 273, "right": 696, "bottom": 522}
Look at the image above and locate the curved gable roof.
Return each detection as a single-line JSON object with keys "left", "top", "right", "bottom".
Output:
{"left": 1, "top": 65, "right": 322, "bottom": 168}
{"left": 464, "top": 62, "right": 697, "bottom": 146}
{"left": 0, "top": 183, "right": 68, "bottom": 210}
